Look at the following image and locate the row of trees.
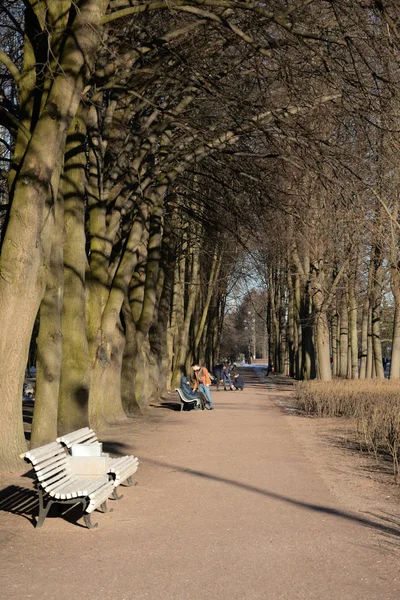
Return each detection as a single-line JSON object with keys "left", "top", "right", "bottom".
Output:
{"left": 1, "top": 1, "right": 400, "bottom": 470}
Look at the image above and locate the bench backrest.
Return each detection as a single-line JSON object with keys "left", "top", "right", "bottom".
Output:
{"left": 23, "top": 442, "right": 69, "bottom": 490}
{"left": 56, "top": 427, "right": 98, "bottom": 448}
{"left": 176, "top": 388, "right": 197, "bottom": 404}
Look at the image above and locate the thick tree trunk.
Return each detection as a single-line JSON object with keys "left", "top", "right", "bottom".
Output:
{"left": 31, "top": 195, "right": 63, "bottom": 448}
{"left": 58, "top": 115, "right": 90, "bottom": 435}
{"left": 171, "top": 238, "right": 200, "bottom": 386}
{"left": 315, "top": 310, "right": 331, "bottom": 380}
{"left": 89, "top": 319, "right": 127, "bottom": 430}
{"left": 0, "top": 0, "right": 106, "bottom": 470}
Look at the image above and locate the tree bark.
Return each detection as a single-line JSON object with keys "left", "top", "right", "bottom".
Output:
{"left": 58, "top": 114, "right": 90, "bottom": 435}
{"left": 0, "top": 0, "right": 106, "bottom": 471}
{"left": 30, "top": 193, "right": 63, "bottom": 447}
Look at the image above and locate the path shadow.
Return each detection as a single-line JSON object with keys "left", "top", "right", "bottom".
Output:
{"left": 141, "top": 457, "right": 400, "bottom": 541}
{"left": 101, "top": 440, "right": 135, "bottom": 456}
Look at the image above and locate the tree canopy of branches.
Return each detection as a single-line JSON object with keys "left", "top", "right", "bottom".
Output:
{"left": 1, "top": 1, "right": 400, "bottom": 470}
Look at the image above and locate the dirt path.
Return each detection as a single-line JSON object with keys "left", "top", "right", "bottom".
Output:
{"left": 1, "top": 371, "right": 400, "bottom": 600}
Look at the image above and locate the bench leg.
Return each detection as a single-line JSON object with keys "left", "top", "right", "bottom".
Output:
{"left": 112, "top": 488, "right": 124, "bottom": 500}
{"left": 83, "top": 514, "right": 98, "bottom": 529}
{"left": 100, "top": 501, "right": 113, "bottom": 513}
{"left": 36, "top": 489, "right": 87, "bottom": 528}
{"left": 36, "top": 488, "right": 54, "bottom": 528}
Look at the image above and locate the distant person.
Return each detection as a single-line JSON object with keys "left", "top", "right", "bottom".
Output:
{"left": 213, "top": 363, "right": 224, "bottom": 391}
{"left": 265, "top": 362, "right": 274, "bottom": 377}
{"left": 223, "top": 362, "right": 234, "bottom": 391}
{"left": 233, "top": 373, "right": 244, "bottom": 391}
{"left": 192, "top": 364, "right": 214, "bottom": 409}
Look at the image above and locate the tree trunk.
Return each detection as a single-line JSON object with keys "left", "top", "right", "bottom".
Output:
{"left": 371, "top": 264, "right": 385, "bottom": 380}
{"left": 30, "top": 192, "right": 63, "bottom": 448}
{"left": 315, "top": 310, "right": 331, "bottom": 380}
{"left": 331, "top": 311, "right": 339, "bottom": 377}
{"left": 339, "top": 294, "right": 349, "bottom": 377}
{"left": 359, "top": 297, "right": 369, "bottom": 380}
{"left": 390, "top": 285, "right": 400, "bottom": 379}
{"left": 58, "top": 115, "right": 90, "bottom": 435}
{"left": 0, "top": 0, "right": 106, "bottom": 470}
{"left": 171, "top": 237, "right": 200, "bottom": 386}
{"left": 348, "top": 273, "right": 359, "bottom": 379}
{"left": 366, "top": 304, "right": 374, "bottom": 379}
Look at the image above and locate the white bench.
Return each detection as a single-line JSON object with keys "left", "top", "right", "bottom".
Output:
{"left": 175, "top": 388, "right": 206, "bottom": 411}
{"left": 57, "top": 428, "right": 139, "bottom": 500}
{"left": 22, "top": 442, "right": 114, "bottom": 529}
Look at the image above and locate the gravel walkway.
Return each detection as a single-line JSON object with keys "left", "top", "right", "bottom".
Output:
{"left": 0, "top": 371, "right": 399, "bottom": 599}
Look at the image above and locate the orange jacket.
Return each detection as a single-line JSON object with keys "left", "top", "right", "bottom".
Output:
{"left": 193, "top": 367, "right": 211, "bottom": 389}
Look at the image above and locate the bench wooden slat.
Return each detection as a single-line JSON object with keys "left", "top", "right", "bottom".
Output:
{"left": 45, "top": 475, "right": 78, "bottom": 500}
{"left": 25, "top": 443, "right": 64, "bottom": 465}
{"left": 36, "top": 459, "right": 69, "bottom": 482}
{"left": 87, "top": 481, "right": 114, "bottom": 513}
{"left": 57, "top": 427, "right": 91, "bottom": 442}
{"left": 108, "top": 455, "right": 133, "bottom": 469}
{"left": 58, "top": 428, "right": 139, "bottom": 489}
{"left": 23, "top": 441, "right": 117, "bottom": 528}
{"left": 32, "top": 451, "right": 67, "bottom": 472}
{"left": 57, "top": 428, "right": 98, "bottom": 448}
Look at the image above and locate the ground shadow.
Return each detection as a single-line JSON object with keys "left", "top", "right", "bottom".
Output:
{"left": 150, "top": 401, "right": 183, "bottom": 411}
{"left": 0, "top": 485, "right": 94, "bottom": 529}
{"left": 141, "top": 457, "right": 400, "bottom": 541}
{"left": 101, "top": 440, "right": 135, "bottom": 456}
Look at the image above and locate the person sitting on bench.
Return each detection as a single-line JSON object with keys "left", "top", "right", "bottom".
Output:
{"left": 180, "top": 376, "right": 200, "bottom": 401}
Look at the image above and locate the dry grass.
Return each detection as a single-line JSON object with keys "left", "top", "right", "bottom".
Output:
{"left": 294, "top": 380, "right": 400, "bottom": 482}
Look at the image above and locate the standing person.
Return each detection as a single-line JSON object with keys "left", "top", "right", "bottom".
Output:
{"left": 213, "top": 363, "right": 224, "bottom": 391}
{"left": 223, "top": 362, "right": 234, "bottom": 391}
{"left": 192, "top": 364, "right": 214, "bottom": 409}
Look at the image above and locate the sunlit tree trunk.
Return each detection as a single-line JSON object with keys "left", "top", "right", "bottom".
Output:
{"left": 339, "top": 293, "right": 349, "bottom": 377}
{"left": 348, "top": 270, "right": 359, "bottom": 379}
{"left": 389, "top": 199, "right": 400, "bottom": 379}
{"left": 331, "top": 311, "right": 339, "bottom": 377}
{"left": 0, "top": 0, "right": 106, "bottom": 470}
{"left": 359, "top": 296, "right": 369, "bottom": 380}
{"left": 366, "top": 304, "right": 374, "bottom": 379}
{"left": 58, "top": 114, "right": 90, "bottom": 435}
{"left": 30, "top": 194, "right": 63, "bottom": 447}
{"left": 371, "top": 249, "right": 385, "bottom": 379}
{"left": 171, "top": 233, "right": 200, "bottom": 386}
